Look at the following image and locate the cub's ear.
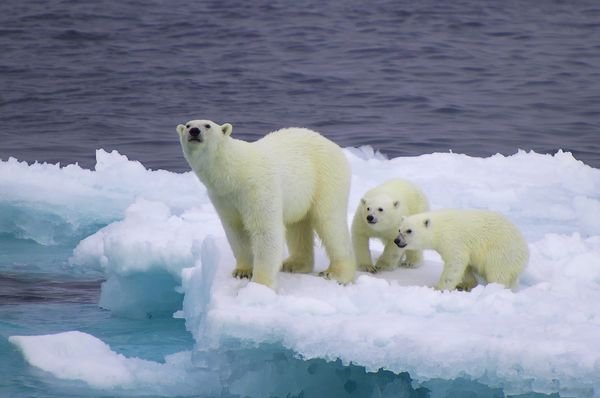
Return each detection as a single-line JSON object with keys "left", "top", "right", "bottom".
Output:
{"left": 393, "top": 201, "right": 400, "bottom": 208}
{"left": 400, "top": 216, "right": 406, "bottom": 223}
{"left": 360, "top": 198, "right": 366, "bottom": 205}
{"left": 176, "top": 124, "right": 186, "bottom": 135}
{"left": 221, "top": 123, "right": 233, "bottom": 136}
{"left": 424, "top": 219, "right": 430, "bottom": 228}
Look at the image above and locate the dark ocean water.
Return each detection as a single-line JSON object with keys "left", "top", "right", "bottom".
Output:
{"left": 1, "top": 0, "right": 599, "bottom": 171}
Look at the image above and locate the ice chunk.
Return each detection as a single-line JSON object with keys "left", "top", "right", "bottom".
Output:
{"left": 178, "top": 233, "right": 600, "bottom": 397}
{"left": 8, "top": 148, "right": 600, "bottom": 396}
{"left": 9, "top": 331, "right": 137, "bottom": 387}
{"left": 98, "top": 270, "right": 183, "bottom": 318}
{"left": 181, "top": 237, "right": 220, "bottom": 344}
{"left": 71, "top": 198, "right": 222, "bottom": 275}
{"left": 9, "top": 331, "right": 219, "bottom": 395}
{"left": 61, "top": 148, "right": 600, "bottom": 396}
{"left": 70, "top": 197, "right": 223, "bottom": 318}
{"left": 0, "top": 150, "right": 202, "bottom": 245}
{"left": 8, "top": 330, "right": 438, "bottom": 398}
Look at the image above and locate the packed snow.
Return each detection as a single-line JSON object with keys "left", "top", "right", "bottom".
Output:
{"left": 5, "top": 148, "right": 600, "bottom": 397}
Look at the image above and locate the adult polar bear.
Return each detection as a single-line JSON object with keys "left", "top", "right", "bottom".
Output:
{"left": 177, "top": 120, "right": 356, "bottom": 289}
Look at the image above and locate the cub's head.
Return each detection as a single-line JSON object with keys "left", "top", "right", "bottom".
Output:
{"left": 394, "top": 214, "right": 432, "bottom": 249}
{"left": 359, "top": 194, "right": 405, "bottom": 232}
{"left": 176, "top": 120, "right": 233, "bottom": 156}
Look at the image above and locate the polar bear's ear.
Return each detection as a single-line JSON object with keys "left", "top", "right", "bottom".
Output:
{"left": 393, "top": 201, "right": 400, "bottom": 208}
{"left": 176, "top": 124, "right": 186, "bottom": 135}
{"left": 424, "top": 219, "right": 430, "bottom": 228}
{"left": 221, "top": 123, "right": 233, "bottom": 136}
{"left": 360, "top": 198, "right": 366, "bottom": 205}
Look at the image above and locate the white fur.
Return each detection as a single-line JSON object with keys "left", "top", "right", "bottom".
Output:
{"left": 352, "top": 179, "right": 429, "bottom": 273}
{"left": 177, "top": 120, "right": 355, "bottom": 288}
{"left": 395, "top": 209, "right": 529, "bottom": 291}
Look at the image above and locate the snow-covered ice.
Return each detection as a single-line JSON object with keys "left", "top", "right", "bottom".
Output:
{"left": 5, "top": 148, "right": 600, "bottom": 397}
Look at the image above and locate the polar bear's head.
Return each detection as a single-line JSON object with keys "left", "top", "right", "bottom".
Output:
{"left": 176, "top": 120, "right": 233, "bottom": 157}
{"left": 359, "top": 194, "right": 404, "bottom": 232}
{"left": 394, "top": 214, "right": 432, "bottom": 249}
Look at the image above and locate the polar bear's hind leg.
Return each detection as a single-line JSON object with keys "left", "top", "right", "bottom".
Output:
{"left": 282, "top": 216, "right": 315, "bottom": 273}
{"left": 456, "top": 267, "right": 478, "bottom": 291}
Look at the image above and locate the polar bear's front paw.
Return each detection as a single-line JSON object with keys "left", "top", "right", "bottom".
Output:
{"left": 374, "top": 259, "right": 395, "bottom": 272}
{"left": 455, "top": 283, "right": 471, "bottom": 292}
{"left": 232, "top": 268, "right": 253, "bottom": 279}
{"left": 358, "top": 264, "right": 378, "bottom": 273}
{"left": 282, "top": 258, "right": 313, "bottom": 273}
{"left": 319, "top": 262, "right": 355, "bottom": 284}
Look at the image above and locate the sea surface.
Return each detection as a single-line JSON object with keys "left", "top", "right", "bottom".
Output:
{"left": 1, "top": 1, "right": 600, "bottom": 397}
{"left": 1, "top": 0, "right": 599, "bottom": 171}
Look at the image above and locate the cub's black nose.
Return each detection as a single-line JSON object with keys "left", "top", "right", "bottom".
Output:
{"left": 366, "top": 215, "right": 374, "bottom": 222}
{"left": 394, "top": 238, "right": 407, "bottom": 248}
{"left": 189, "top": 127, "right": 200, "bottom": 137}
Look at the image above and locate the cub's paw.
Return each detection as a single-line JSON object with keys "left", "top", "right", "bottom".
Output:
{"left": 318, "top": 270, "right": 335, "bottom": 280}
{"left": 402, "top": 251, "right": 423, "bottom": 268}
{"left": 399, "top": 261, "right": 417, "bottom": 268}
{"left": 232, "top": 268, "right": 252, "bottom": 279}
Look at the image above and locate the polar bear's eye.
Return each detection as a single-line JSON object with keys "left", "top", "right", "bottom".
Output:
{"left": 367, "top": 207, "right": 371, "bottom": 211}
{"left": 406, "top": 229, "right": 412, "bottom": 234}
{"left": 205, "top": 124, "right": 211, "bottom": 129}
{"left": 378, "top": 208, "right": 383, "bottom": 212}
{"left": 186, "top": 124, "right": 190, "bottom": 128}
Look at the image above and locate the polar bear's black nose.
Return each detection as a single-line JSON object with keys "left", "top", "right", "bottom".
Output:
{"left": 189, "top": 127, "right": 200, "bottom": 137}
{"left": 394, "top": 238, "right": 400, "bottom": 245}
{"left": 366, "top": 215, "right": 374, "bottom": 222}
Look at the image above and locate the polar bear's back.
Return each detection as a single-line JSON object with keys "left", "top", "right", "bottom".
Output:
{"left": 257, "top": 127, "right": 349, "bottom": 174}
{"left": 432, "top": 209, "right": 529, "bottom": 278}
{"left": 255, "top": 127, "right": 351, "bottom": 221}
{"left": 258, "top": 126, "right": 343, "bottom": 152}
{"left": 433, "top": 209, "right": 524, "bottom": 246}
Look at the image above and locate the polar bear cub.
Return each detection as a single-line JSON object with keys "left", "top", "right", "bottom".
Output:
{"left": 177, "top": 120, "right": 356, "bottom": 289}
{"left": 395, "top": 209, "right": 529, "bottom": 291}
{"left": 352, "top": 179, "right": 429, "bottom": 273}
